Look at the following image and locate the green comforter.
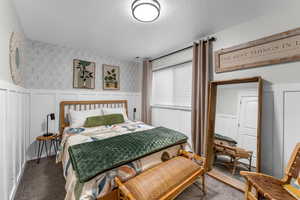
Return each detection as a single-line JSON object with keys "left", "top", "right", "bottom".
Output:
{"left": 68, "top": 127, "right": 188, "bottom": 182}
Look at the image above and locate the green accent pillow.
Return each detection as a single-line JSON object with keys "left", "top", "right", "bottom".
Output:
{"left": 84, "top": 114, "right": 125, "bottom": 128}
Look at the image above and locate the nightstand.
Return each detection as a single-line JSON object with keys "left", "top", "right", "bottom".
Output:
{"left": 36, "top": 134, "right": 60, "bottom": 163}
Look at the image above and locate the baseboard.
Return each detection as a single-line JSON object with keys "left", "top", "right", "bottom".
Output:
{"left": 28, "top": 151, "right": 57, "bottom": 161}
{"left": 10, "top": 161, "right": 27, "bottom": 200}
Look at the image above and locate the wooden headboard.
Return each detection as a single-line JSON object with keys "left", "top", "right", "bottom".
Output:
{"left": 59, "top": 100, "right": 128, "bottom": 135}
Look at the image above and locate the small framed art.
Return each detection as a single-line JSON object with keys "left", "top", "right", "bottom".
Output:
{"left": 73, "top": 59, "right": 95, "bottom": 89}
{"left": 103, "top": 64, "right": 120, "bottom": 90}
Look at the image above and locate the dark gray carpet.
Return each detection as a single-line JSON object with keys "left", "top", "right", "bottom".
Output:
{"left": 214, "top": 156, "right": 255, "bottom": 182}
{"left": 15, "top": 156, "right": 243, "bottom": 200}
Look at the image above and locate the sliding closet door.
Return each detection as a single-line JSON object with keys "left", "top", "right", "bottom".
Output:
{"left": 284, "top": 91, "right": 300, "bottom": 165}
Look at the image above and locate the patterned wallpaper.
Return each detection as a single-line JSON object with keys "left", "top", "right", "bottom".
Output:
{"left": 16, "top": 32, "right": 29, "bottom": 88}
{"left": 23, "top": 40, "right": 142, "bottom": 92}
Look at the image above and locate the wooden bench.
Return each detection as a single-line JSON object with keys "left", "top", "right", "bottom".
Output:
{"left": 115, "top": 150, "right": 206, "bottom": 200}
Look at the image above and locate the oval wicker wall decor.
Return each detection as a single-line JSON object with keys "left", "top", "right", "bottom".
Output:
{"left": 9, "top": 32, "right": 22, "bottom": 85}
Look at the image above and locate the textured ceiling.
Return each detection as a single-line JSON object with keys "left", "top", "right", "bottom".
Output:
{"left": 14, "top": 0, "right": 284, "bottom": 61}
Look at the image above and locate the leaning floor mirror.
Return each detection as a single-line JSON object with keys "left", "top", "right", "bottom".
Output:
{"left": 206, "top": 77, "right": 263, "bottom": 191}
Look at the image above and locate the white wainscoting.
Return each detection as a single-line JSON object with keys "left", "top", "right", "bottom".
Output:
{"left": 0, "top": 81, "right": 30, "bottom": 200}
{"left": 260, "top": 90, "right": 274, "bottom": 174}
{"left": 215, "top": 114, "right": 237, "bottom": 141}
{"left": 27, "top": 89, "right": 142, "bottom": 160}
{"left": 0, "top": 88, "right": 7, "bottom": 200}
{"left": 151, "top": 106, "right": 192, "bottom": 146}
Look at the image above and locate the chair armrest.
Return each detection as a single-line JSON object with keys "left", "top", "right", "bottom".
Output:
{"left": 240, "top": 171, "right": 285, "bottom": 185}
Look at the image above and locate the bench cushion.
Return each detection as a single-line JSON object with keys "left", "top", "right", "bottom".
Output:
{"left": 123, "top": 156, "right": 203, "bottom": 200}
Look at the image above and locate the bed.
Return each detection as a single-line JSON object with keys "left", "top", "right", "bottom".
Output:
{"left": 57, "top": 100, "right": 188, "bottom": 200}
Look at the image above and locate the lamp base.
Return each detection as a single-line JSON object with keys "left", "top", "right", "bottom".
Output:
{"left": 43, "top": 133, "right": 54, "bottom": 137}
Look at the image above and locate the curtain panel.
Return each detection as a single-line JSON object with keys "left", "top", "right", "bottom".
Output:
{"left": 191, "top": 40, "right": 212, "bottom": 155}
{"left": 141, "top": 60, "right": 152, "bottom": 124}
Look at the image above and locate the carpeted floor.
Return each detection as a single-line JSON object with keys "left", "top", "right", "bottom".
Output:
{"left": 214, "top": 156, "right": 256, "bottom": 182}
{"left": 15, "top": 156, "right": 243, "bottom": 200}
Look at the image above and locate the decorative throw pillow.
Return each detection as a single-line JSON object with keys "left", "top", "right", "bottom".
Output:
{"left": 102, "top": 108, "right": 128, "bottom": 121}
{"left": 84, "top": 114, "right": 125, "bottom": 128}
{"left": 104, "top": 114, "right": 125, "bottom": 125}
{"left": 69, "top": 109, "right": 103, "bottom": 128}
{"left": 284, "top": 172, "right": 300, "bottom": 199}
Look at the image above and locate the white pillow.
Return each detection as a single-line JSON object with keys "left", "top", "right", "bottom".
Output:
{"left": 69, "top": 108, "right": 103, "bottom": 128}
{"left": 102, "top": 107, "right": 129, "bottom": 121}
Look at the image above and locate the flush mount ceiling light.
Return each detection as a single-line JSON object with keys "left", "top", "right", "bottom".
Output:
{"left": 132, "top": 0, "right": 161, "bottom": 22}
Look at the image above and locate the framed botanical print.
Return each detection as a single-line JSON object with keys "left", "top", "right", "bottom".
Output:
{"left": 73, "top": 59, "right": 95, "bottom": 89}
{"left": 103, "top": 64, "right": 120, "bottom": 90}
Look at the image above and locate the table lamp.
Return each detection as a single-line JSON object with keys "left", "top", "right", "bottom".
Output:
{"left": 44, "top": 113, "right": 55, "bottom": 137}
{"left": 133, "top": 108, "right": 136, "bottom": 121}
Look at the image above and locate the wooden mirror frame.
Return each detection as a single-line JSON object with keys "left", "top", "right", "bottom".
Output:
{"left": 205, "top": 76, "right": 263, "bottom": 191}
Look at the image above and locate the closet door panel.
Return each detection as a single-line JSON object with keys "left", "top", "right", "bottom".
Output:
{"left": 284, "top": 91, "right": 300, "bottom": 165}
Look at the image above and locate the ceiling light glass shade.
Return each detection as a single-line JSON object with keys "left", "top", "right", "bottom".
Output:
{"left": 132, "top": 0, "right": 161, "bottom": 22}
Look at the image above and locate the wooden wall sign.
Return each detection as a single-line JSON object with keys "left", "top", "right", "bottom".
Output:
{"left": 215, "top": 27, "right": 300, "bottom": 73}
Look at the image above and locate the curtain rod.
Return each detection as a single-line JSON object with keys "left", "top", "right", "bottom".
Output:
{"left": 150, "top": 37, "right": 216, "bottom": 62}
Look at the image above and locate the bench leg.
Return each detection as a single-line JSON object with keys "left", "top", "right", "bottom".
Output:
{"left": 115, "top": 177, "right": 136, "bottom": 200}
{"left": 202, "top": 175, "right": 206, "bottom": 194}
{"left": 244, "top": 180, "right": 257, "bottom": 200}
{"left": 244, "top": 180, "right": 250, "bottom": 200}
{"left": 194, "top": 175, "right": 206, "bottom": 195}
{"left": 249, "top": 156, "right": 252, "bottom": 172}
{"left": 232, "top": 159, "right": 238, "bottom": 175}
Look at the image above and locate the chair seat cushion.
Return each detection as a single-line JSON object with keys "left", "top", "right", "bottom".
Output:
{"left": 123, "top": 156, "right": 203, "bottom": 200}
{"left": 244, "top": 174, "right": 296, "bottom": 200}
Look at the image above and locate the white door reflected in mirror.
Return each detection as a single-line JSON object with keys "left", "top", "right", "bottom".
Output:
{"left": 213, "top": 82, "right": 259, "bottom": 183}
